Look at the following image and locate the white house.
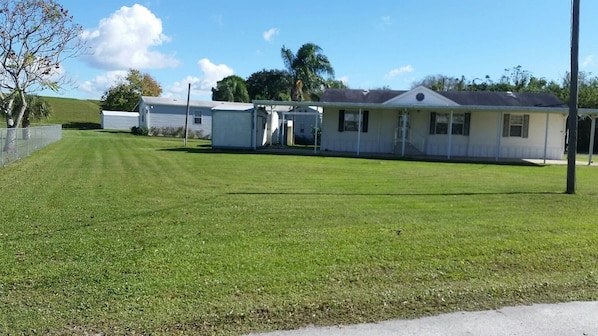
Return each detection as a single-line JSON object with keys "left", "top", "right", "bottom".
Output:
{"left": 253, "top": 86, "right": 598, "bottom": 161}
{"left": 101, "top": 110, "right": 139, "bottom": 130}
{"left": 137, "top": 96, "right": 254, "bottom": 139}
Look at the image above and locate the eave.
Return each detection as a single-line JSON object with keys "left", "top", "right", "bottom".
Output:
{"left": 252, "top": 100, "right": 598, "bottom": 116}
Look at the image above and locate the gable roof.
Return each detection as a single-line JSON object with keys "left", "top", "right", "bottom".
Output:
{"left": 321, "top": 89, "right": 406, "bottom": 104}
{"left": 321, "top": 89, "right": 566, "bottom": 108}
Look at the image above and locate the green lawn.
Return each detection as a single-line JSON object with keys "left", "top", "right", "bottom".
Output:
{"left": 1, "top": 130, "right": 597, "bottom": 335}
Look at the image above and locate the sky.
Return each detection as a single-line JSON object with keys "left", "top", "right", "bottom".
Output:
{"left": 40, "top": 0, "right": 598, "bottom": 102}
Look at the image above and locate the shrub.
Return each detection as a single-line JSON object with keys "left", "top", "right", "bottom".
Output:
{"left": 131, "top": 126, "right": 149, "bottom": 136}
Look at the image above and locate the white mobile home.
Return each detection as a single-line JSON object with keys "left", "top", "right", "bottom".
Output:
{"left": 137, "top": 97, "right": 255, "bottom": 139}
{"left": 253, "top": 87, "right": 598, "bottom": 161}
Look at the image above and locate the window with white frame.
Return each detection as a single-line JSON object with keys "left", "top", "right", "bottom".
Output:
{"left": 502, "top": 114, "right": 529, "bottom": 138}
{"left": 193, "top": 111, "right": 202, "bottom": 125}
{"left": 338, "top": 110, "right": 369, "bottom": 132}
{"left": 429, "top": 112, "right": 470, "bottom": 135}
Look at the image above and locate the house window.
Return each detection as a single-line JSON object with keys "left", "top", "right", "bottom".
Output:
{"left": 502, "top": 114, "right": 529, "bottom": 138}
{"left": 193, "top": 111, "right": 202, "bottom": 125}
{"left": 429, "top": 112, "right": 470, "bottom": 135}
{"left": 338, "top": 110, "right": 369, "bottom": 132}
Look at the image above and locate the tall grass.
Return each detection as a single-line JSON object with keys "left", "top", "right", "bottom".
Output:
{"left": 0, "top": 130, "right": 597, "bottom": 335}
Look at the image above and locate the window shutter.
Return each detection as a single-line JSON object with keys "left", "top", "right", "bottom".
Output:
{"left": 522, "top": 114, "right": 530, "bottom": 138}
{"left": 362, "top": 110, "right": 369, "bottom": 133}
{"left": 502, "top": 114, "right": 510, "bottom": 137}
{"left": 338, "top": 110, "right": 345, "bottom": 132}
{"left": 463, "top": 113, "right": 471, "bottom": 136}
{"left": 429, "top": 112, "right": 436, "bottom": 134}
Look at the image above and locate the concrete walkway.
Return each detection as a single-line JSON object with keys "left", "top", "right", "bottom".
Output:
{"left": 245, "top": 301, "right": 598, "bottom": 336}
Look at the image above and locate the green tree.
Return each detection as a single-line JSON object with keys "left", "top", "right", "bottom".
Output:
{"left": 0, "top": 0, "right": 84, "bottom": 152}
{"left": 19, "top": 95, "right": 52, "bottom": 129}
{"left": 100, "top": 69, "right": 162, "bottom": 111}
{"left": 281, "top": 43, "right": 335, "bottom": 101}
{"left": 411, "top": 75, "right": 466, "bottom": 91}
{"left": 246, "top": 69, "right": 293, "bottom": 101}
{"left": 211, "top": 75, "right": 250, "bottom": 102}
{"left": 12, "top": 95, "right": 52, "bottom": 139}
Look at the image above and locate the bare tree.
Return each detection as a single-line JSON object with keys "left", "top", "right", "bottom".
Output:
{"left": 0, "top": 0, "right": 84, "bottom": 152}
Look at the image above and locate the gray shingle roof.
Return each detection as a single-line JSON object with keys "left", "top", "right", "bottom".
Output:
{"left": 437, "top": 91, "right": 566, "bottom": 107}
{"left": 321, "top": 89, "right": 407, "bottom": 104}
{"left": 321, "top": 89, "right": 566, "bottom": 108}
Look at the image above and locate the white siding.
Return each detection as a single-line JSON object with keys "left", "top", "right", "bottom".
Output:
{"left": 424, "top": 111, "right": 565, "bottom": 159}
{"left": 147, "top": 105, "right": 212, "bottom": 138}
{"left": 211, "top": 109, "right": 269, "bottom": 149}
{"left": 212, "top": 111, "right": 252, "bottom": 148}
{"left": 321, "top": 108, "right": 397, "bottom": 153}
{"left": 321, "top": 107, "right": 567, "bottom": 160}
{"left": 101, "top": 111, "right": 139, "bottom": 130}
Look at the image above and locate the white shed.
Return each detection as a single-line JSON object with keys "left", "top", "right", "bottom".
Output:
{"left": 101, "top": 110, "right": 140, "bottom": 130}
{"left": 211, "top": 104, "right": 269, "bottom": 149}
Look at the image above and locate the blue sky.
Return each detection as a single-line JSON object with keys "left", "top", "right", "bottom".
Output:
{"left": 44, "top": 0, "right": 598, "bottom": 101}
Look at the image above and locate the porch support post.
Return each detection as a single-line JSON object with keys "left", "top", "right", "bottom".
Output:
{"left": 269, "top": 106, "right": 273, "bottom": 147}
{"left": 401, "top": 112, "right": 407, "bottom": 157}
{"left": 145, "top": 106, "right": 151, "bottom": 129}
{"left": 543, "top": 111, "right": 550, "bottom": 164}
{"left": 280, "top": 113, "right": 285, "bottom": 146}
{"left": 252, "top": 103, "right": 257, "bottom": 149}
{"left": 589, "top": 116, "right": 596, "bottom": 165}
{"left": 357, "top": 108, "right": 362, "bottom": 156}
{"left": 447, "top": 111, "right": 453, "bottom": 160}
{"left": 495, "top": 112, "right": 502, "bottom": 161}
{"left": 314, "top": 112, "right": 318, "bottom": 154}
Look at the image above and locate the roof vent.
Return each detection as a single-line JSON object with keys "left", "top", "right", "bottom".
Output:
{"left": 362, "top": 89, "right": 369, "bottom": 95}
{"left": 506, "top": 91, "right": 517, "bottom": 98}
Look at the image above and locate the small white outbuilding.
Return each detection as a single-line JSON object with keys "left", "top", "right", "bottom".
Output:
{"left": 101, "top": 110, "right": 140, "bottom": 130}
{"left": 211, "top": 104, "right": 271, "bottom": 149}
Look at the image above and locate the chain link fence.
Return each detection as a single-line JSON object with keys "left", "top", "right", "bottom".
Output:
{"left": 1, "top": 125, "right": 62, "bottom": 167}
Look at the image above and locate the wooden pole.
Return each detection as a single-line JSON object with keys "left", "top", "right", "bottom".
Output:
{"left": 567, "top": 0, "right": 580, "bottom": 194}
{"left": 183, "top": 83, "right": 191, "bottom": 147}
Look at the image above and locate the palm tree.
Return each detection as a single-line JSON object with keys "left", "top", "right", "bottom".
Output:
{"left": 211, "top": 75, "right": 250, "bottom": 102}
{"left": 15, "top": 95, "right": 52, "bottom": 140}
{"left": 281, "top": 43, "right": 335, "bottom": 101}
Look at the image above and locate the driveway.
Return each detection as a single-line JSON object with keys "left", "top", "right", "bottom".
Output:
{"left": 245, "top": 301, "right": 598, "bottom": 336}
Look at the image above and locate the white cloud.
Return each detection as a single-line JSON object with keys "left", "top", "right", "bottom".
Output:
{"left": 197, "top": 58, "right": 234, "bottom": 89}
{"left": 385, "top": 65, "right": 414, "bottom": 79}
{"left": 263, "top": 28, "right": 280, "bottom": 42}
{"left": 374, "top": 16, "right": 393, "bottom": 30}
{"left": 167, "top": 76, "right": 202, "bottom": 98}
{"left": 81, "top": 4, "right": 180, "bottom": 70}
{"left": 582, "top": 55, "right": 595, "bottom": 67}
{"left": 78, "top": 70, "right": 128, "bottom": 97}
{"left": 166, "top": 59, "right": 234, "bottom": 99}
{"left": 212, "top": 14, "right": 224, "bottom": 27}
{"left": 380, "top": 16, "right": 392, "bottom": 26}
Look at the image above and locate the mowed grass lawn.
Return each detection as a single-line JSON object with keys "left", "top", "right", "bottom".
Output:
{"left": 1, "top": 130, "right": 598, "bottom": 335}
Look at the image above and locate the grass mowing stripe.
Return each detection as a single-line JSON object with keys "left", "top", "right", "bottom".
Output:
{"left": 0, "top": 130, "right": 597, "bottom": 335}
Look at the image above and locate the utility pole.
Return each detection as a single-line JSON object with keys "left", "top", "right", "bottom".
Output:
{"left": 567, "top": 0, "right": 580, "bottom": 194}
{"left": 183, "top": 83, "right": 191, "bottom": 147}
